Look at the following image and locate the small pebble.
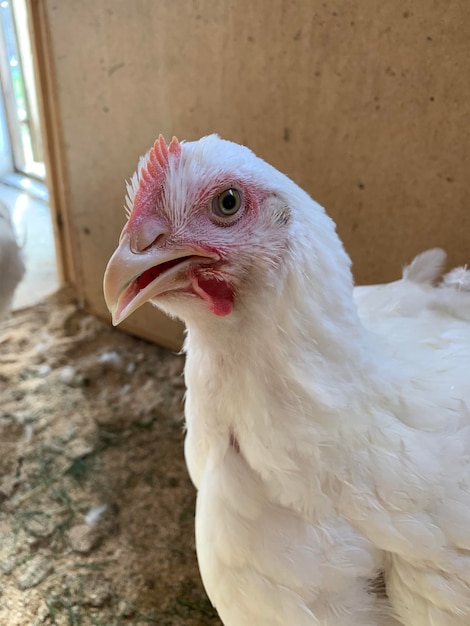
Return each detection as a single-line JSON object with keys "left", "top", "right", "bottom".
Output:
{"left": 24, "top": 513, "right": 56, "bottom": 538}
{"left": 82, "top": 577, "right": 112, "bottom": 607}
{"left": 0, "top": 556, "right": 17, "bottom": 575}
{"left": 118, "top": 599, "right": 135, "bottom": 617}
{"left": 64, "top": 437, "right": 94, "bottom": 460}
{"left": 67, "top": 524, "right": 101, "bottom": 553}
{"left": 16, "top": 556, "right": 54, "bottom": 589}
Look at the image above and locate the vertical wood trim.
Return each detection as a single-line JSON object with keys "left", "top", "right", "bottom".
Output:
{"left": 24, "top": 0, "right": 80, "bottom": 296}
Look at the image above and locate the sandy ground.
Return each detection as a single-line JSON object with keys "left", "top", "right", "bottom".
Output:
{"left": 0, "top": 288, "right": 221, "bottom": 626}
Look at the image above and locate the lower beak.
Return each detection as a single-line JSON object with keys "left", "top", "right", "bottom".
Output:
{"left": 103, "top": 232, "right": 219, "bottom": 325}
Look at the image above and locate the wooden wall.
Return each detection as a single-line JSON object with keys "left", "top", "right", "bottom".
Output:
{"left": 34, "top": 0, "right": 470, "bottom": 348}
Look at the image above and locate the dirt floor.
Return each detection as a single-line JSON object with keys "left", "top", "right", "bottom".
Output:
{"left": 0, "top": 288, "right": 222, "bottom": 626}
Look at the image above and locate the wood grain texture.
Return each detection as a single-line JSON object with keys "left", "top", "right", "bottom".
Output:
{"left": 40, "top": 0, "right": 470, "bottom": 348}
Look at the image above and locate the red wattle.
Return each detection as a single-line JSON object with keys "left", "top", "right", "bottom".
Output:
{"left": 190, "top": 273, "right": 234, "bottom": 316}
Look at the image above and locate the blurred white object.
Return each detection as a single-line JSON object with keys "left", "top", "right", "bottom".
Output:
{"left": 0, "top": 200, "right": 25, "bottom": 320}
{"left": 59, "top": 365, "right": 76, "bottom": 385}
{"left": 98, "top": 350, "right": 123, "bottom": 369}
{"left": 85, "top": 504, "right": 108, "bottom": 527}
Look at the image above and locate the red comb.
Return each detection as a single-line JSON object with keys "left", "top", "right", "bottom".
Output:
{"left": 141, "top": 134, "right": 182, "bottom": 186}
{"left": 129, "top": 134, "right": 182, "bottom": 222}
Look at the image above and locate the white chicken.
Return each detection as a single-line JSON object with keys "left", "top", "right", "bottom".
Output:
{"left": 0, "top": 200, "right": 25, "bottom": 320}
{"left": 104, "top": 135, "right": 470, "bottom": 626}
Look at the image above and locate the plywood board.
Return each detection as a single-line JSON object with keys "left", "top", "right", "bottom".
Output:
{"left": 36, "top": 0, "right": 470, "bottom": 348}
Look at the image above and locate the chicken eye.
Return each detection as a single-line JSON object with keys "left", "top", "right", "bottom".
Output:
{"left": 213, "top": 188, "right": 241, "bottom": 218}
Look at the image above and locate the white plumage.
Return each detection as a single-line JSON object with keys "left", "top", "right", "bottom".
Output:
{"left": 104, "top": 135, "right": 470, "bottom": 625}
{"left": 0, "top": 201, "right": 25, "bottom": 320}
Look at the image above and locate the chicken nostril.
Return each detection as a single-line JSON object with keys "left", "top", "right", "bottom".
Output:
{"left": 141, "top": 231, "right": 166, "bottom": 252}
{"left": 127, "top": 216, "right": 170, "bottom": 253}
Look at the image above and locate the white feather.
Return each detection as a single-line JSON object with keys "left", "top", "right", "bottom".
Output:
{"left": 124, "top": 148, "right": 153, "bottom": 217}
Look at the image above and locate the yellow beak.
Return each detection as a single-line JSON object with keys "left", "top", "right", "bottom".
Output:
{"left": 103, "top": 232, "right": 219, "bottom": 325}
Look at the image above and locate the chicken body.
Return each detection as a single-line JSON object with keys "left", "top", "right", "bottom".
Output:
{"left": 0, "top": 201, "right": 25, "bottom": 320}
{"left": 104, "top": 135, "right": 470, "bottom": 626}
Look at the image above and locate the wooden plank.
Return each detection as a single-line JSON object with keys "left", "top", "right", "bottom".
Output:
{"left": 25, "top": 0, "right": 75, "bottom": 287}
{"left": 35, "top": 0, "right": 470, "bottom": 348}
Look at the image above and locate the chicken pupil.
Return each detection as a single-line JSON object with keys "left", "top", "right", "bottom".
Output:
{"left": 224, "top": 195, "right": 235, "bottom": 209}
{"left": 222, "top": 190, "right": 237, "bottom": 211}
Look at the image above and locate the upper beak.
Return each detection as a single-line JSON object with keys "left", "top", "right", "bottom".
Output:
{"left": 103, "top": 232, "right": 219, "bottom": 325}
